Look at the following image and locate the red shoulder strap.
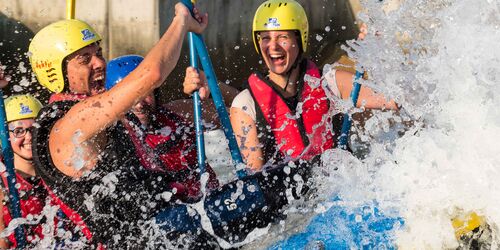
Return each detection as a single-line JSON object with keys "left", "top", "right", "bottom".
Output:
{"left": 121, "top": 119, "right": 165, "bottom": 172}
{"left": 41, "top": 180, "right": 94, "bottom": 241}
{"left": 299, "top": 60, "right": 335, "bottom": 157}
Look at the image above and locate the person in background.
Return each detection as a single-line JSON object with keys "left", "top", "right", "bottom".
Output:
{"left": 0, "top": 94, "right": 47, "bottom": 248}
{"left": 105, "top": 55, "right": 219, "bottom": 201}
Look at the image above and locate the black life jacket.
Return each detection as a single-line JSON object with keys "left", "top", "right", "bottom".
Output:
{"left": 31, "top": 98, "right": 181, "bottom": 247}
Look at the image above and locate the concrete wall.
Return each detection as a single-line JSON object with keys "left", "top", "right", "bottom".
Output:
{"left": 1, "top": 0, "right": 361, "bottom": 101}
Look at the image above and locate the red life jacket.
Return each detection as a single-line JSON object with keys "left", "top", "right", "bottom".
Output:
{"left": 248, "top": 60, "right": 334, "bottom": 162}
{"left": 121, "top": 108, "right": 219, "bottom": 200}
{"left": 1, "top": 172, "right": 47, "bottom": 247}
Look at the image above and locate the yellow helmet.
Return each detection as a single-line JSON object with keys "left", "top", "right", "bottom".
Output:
{"left": 5, "top": 94, "right": 43, "bottom": 122}
{"left": 252, "top": 0, "right": 309, "bottom": 55}
{"left": 28, "top": 19, "right": 102, "bottom": 93}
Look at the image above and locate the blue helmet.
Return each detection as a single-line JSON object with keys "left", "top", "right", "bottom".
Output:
{"left": 105, "top": 55, "right": 144, "bottom": 90}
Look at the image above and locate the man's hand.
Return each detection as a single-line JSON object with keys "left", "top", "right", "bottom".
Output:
{"left": 175, "top": 3, "right": 208, "bottom": 34}
{"left": 0, "top": 64, "right": 9, "bottom": 89}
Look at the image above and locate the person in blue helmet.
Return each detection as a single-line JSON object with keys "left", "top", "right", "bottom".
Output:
{"left": 105, "top": 55, "right": 220, "bottom": 201}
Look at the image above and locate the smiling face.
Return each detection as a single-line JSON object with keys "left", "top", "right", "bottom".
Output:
{"left": 8, "top": 119, "right": 35, "bottom": 161}
{"left": 258, "top": 30, "right": 300, "bottom": 75}
{"left": 65, "top": 43, "right": 106, "bottom": 96}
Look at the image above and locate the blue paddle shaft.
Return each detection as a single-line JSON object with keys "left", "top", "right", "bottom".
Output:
{"left": 338, "top": 71, "right": 363, "bottom": 149}
{"left": 189, "top": 32, "right": 207, "bottom": 176}
{"left": 181, "top": 0, "right": 206, "bottom": 176}
{"left": 0, "top": 90, "right": 26, "bottom": 247}
{"left": 180, "top": 0, "right": 247, "bottom": 178}
{"left": 192, "top": 35, "right": 247, "bottom": 178}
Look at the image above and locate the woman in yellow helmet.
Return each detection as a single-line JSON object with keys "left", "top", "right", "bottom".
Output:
{"left": 0, "top": 94, "right": 50, "bottom": 248}
{"left": 225, "top": 0, "right": 398, "bottom": 170}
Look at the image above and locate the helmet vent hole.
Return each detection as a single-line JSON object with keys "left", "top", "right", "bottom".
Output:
{"left": 284, "top": 3, "right": 287, "bottom": 6}
{"left": 279, "top": 3, "right": 282, "bottom": 7}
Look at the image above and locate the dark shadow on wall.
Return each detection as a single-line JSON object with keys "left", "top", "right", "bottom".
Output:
{"left": 157, "top": 0, "right": 359, "bottom": 103}
{"left": 0, "top": 12, "right": 50, "bottom": 103}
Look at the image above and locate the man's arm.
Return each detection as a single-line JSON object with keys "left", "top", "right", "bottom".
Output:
{"left": 49, "top": 4, "right": 208, "bottom": 178}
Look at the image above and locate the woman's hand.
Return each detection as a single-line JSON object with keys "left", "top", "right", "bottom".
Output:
{"left": 183, "top": 66, "right": 210, "bottom": 99}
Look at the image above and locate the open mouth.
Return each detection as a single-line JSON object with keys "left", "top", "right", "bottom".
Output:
{"left": 91, "top": 75, "right": 105, "bottom": 93}
{"left": 269, "top": 54, "right": 286, "bottom": 64}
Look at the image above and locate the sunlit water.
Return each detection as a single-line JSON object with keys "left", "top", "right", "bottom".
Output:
{"left": 3, "top": 0, "right": 500, "bottom": 248}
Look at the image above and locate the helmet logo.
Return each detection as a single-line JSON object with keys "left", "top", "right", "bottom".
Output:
{"left": 34, "top": 60, "right": 53, "bottom": 70}
{"left": 265, "top": 18, "right": 281, "bottom": 29}
{"left": 19, "top": 103, "right": 33, "bottom": 115}
{"left": 81, "top": 29, "right": 96, "bottom": 41}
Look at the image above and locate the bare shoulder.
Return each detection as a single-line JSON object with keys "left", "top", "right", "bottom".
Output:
{"left": 335, "top": 69, "right": 355, "bottom": 99}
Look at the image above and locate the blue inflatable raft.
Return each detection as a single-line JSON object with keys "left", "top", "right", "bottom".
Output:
{"left": 269, "top": 197, "right": 403, "bottom": 250}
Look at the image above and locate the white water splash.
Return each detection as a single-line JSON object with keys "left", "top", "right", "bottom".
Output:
{"left": 328, "top": 0, "right": 500, "bottom": 248}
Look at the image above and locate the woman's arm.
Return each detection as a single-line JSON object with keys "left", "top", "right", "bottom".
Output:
{"left": 230, "top": 107, "right": 264, "bottom": 171}
{"left": 335, "top": 70, "right": 398, "bottom": 110}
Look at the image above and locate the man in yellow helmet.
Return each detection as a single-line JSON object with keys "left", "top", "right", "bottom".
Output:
{"left": 28, "top": 4, "right": 216, "bottom": 248}
{"left": 223, "top": 0, "right": 398, "bottom": 170}
{"left": 0, "top": 94, "right": 52, "bottom": 248}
